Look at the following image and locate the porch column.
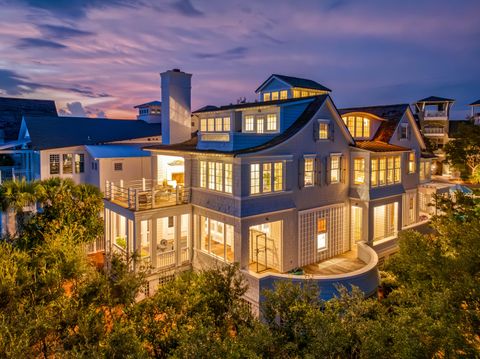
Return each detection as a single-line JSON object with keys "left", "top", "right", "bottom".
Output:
{"left": 151, "top": 217, "right": 157, "bottom": 269}
{"left": 238, "top": 219, "right": 249, "bottom": 270}
{"left": 175, "top": 214, "right": 181, "bottom": 266}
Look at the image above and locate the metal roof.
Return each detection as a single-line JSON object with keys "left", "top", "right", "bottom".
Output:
{"left": 255, "top": 74, "right": 331, "bottom": 93}
{"left": 417, "top": 96, "right": 454, "bottom": 103}
{"left": 85, "top": 144, "right": 151, "bottom": 158}
{"left": 24, "top": 115, "right": 161, "bottom": 150}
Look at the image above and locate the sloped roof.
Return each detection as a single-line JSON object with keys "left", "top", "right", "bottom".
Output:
{"left": 339, "top": 104, "right": 410, "bottom": 142}
{"left": 353, "top": 141, "right": 410, "bottom": 152}
{"left": 255, "top": 74, "right": 331, "bottom": 93}
{"left": 192, "top": 95, "right": 320, "bottom": 114}
{"left": 146, "top": 95, "right": 329, "bottom": 156}
{"left": 85, "top": 144, "right": 151, "bottom": 158}
{"left": 417, "top": 96, "right": 454, "bottom": 103}
{"left": 24, "top": 115, "right": 161, "bottom": 150}
{"left": 469, "top": 99, "right": 480, "bottom": 106}
{"left": 134, "top": 101, "right": 161, "bottom": 108}
{"left": 0, "top": 97, "right": 57, "bottom": 141}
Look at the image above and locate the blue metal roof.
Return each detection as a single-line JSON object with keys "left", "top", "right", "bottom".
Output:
{"left": 85, "top": 144, "right": 151, "bottom": 159}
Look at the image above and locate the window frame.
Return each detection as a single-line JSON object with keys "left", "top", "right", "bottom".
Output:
{"left": 113, "top": 162, "right": 123, "bottom": 171}
{"left": 74, "top": 153, "right": 84, "bottom": 174}
{"left": 353, "top": 158, "right": 365, "bottom": 185}
{"left": 316, "top": 217, "right": 328, "bottom": 251}
{"left": 408, "top": 152, "right": 416, "bottom": 174}
{"left": 304, "top": 156, "right": 315, "bottom": 187}
{"left": 250, "top": 161, "right": 284, "bottom": 195}
{"left": 330, "top": 155, "right": 341, "bottom": 184}
{"left": 49, "top": 154, "right": 60, "bottom": 175}
{"left": 318, "top": 120, "right": 330, "bottom": 140}
{"left": 62, "top": 154, "right": 73, "bottom": 174}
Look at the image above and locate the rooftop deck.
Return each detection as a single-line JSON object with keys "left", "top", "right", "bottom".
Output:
{"left": 105, "top": 179, "right": 190, "bottom": 211}
{"left": 303, "top": 251, "right": 365, "bottom": 275}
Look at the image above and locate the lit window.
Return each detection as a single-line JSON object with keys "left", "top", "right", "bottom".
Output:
{"left": 330, "top": 155, "right": 340, "bottom": 183}
{"left": 114, "top": 162, "right": 123, "bottom": 171}
{"left": 319, "top": 122, "right": 329, "bottom": 139}
{"left": 263, "top": 93, "right": 271, "bottom": 102}
{"left": 379, "top": 158, "right": 386, "bottom": 185}
{"left": 363, "top": 118, "right": 370, "bottom": 138}
{"left": 280, "top": 90, "right": 288, "bottom": 99}
{"left": 371, "top": 159, "right": 378, "bottom": 187}
{"left": 262, "top": 163, "right": 272, "bottom": 192}
{"left": 274, "top": 162, "right": 283, "bottom": 191}
{"left": 317, "top": 218, "right": 327, "bottom": 251}
{"left": 200, "top": 119, "right": 207, "bottom": 132}
{"left": 271, "top": 91, "right": 279, "bottom": 101}
{"left": 215, "top": 162, "right": 223, "bottom": 191}
{"left": 250, "top": 164, "right": 260, "bottom": 194}
{"left": 208, "top": 162, "right": 215, "bottom": 190}
{"left": 293, "top": 89, "right": 301, "bottom": 98}
{"left": 355, "top": 117, "right": 363, "bottom": 137}
{"left": 74, "top": 154, "right": 84, "bottom": 173}
{"left": 408, "top": 152, "right": 416, "bottom": 174}
{"left": 387, "top": 157, "right": 394, "bottom": 184}
{"left": 304, "top": 157, "right": 314, "bottom": 186}
{"left": 347, "top": 116, "right": 355, "bottom": 136}
{"left": 215, "top": 118, "right": 223, "bottom": 132}
{"left": 245, "top": 115, "right": 254, "bottom": 132}
{"left": 394, "top": 156, "right": 401, "bottom": 183}
{"left": 256, "top": 117, "right": 264, "bottom": 133}
{"left": 266, "top": 114, "right": 277, "bottom": 131}
{"left": 49, "top": 154, "right": 59, "bottom": 175}
{"left": 223, "top": 117, "right": 231, "bottom": 132}
{"left": 207, "top": 118, "right": 215, "bottom": 132}
{"left": 200, "top": 161, "right": 207, "bottom": 188}
{"left": 225, "top": 163, "right": 232, "bottom": 193}
{"left": 353, "top": 158, "right": 365, "bottom": 185}
{"left": 63, "top": 154, "right": 73, "bottom": 174}
{"left": 301, "top": 91, "right": 309, "bottom": 97}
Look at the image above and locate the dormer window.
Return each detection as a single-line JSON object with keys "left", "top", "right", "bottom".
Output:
{"left": 243, "top": 113, "right": 278, "bottom": 133}
{"left": 342, "top": 116, "right": 370, "bottom": 138}
{"left": 263, "top": 93, "right": 271, "bottom": 102}
{"left": 319, "top": 122, "right": 329, "bottom": 139}
{"left": 271, "top": 91, "right": 279, "bottom": 101}
{"left": 266, "top": 114, "right": 278, "bottom": 131}
{"left": 200, "top": 117, "right": 231, "bottom": 132}
{"left": 245, "top": 116, "right": 255, "bottom": 132}
{"left": 280, "top": 90, "right": 288, "bottom": 99}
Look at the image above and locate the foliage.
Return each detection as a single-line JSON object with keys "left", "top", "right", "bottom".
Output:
{"left": 445, "top": 122, "right": 480, "bottom": 181}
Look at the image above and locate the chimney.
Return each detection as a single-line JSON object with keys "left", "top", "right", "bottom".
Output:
{"left": 160, "top": 69, "right": 192, "bottom": 145}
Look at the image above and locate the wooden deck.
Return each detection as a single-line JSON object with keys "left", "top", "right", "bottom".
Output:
{"left": 303, "top": 251, "right": 365, "bottom": 275}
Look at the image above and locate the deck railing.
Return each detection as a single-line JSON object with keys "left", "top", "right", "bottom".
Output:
{"left": 105, "top": 179, "right": 190, "bottom": 211}
{"left": 424, "top": 110, "right": 447, "bottom": 118}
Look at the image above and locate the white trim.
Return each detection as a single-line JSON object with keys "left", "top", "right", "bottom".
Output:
{"left": 241, "top": 207, "right": 295, "bottom": 220}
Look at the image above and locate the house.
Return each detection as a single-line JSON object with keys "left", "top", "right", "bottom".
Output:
{"left": 469, "top": 99, "right": 480, "bottom": 125}
{"left": 103, "top": 69, "right": 442, "bottom": 312}
{"left": 134, "top": 101, "right": 162, "bottom": 123}
{"left": 0, "top": 97, "right": 58, "bottom": 181}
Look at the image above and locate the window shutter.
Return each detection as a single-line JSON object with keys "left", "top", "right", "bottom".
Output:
{"left": 407, "top": 124, "right": 412, "bottom": 139}
{"left": 325, "top": 157, "right": 331, "bottom": 185}
{"left": 330, "top": 122, "right": 334, "bottom": 140}
{"left": 340, "top": 156, "right": 346, "bottom": 184}
{"left": 298, "top": 157, "right": 305, "bottom": 189}
{"left": 315, "top": 157, "right": 322, "bottom": 186}
{"left": 313, "top": 121, "right": 319, "bottom": 142}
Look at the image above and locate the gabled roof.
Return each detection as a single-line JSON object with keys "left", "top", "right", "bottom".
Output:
{"left": 192, "top": 95, "right": 319, "bottom": 114}
{"left": 134, "top": 101, "right": 161, "bottom": 108}
{"left": 417, "top": 96, "right": 454, "bottom": 103}
{"left": 146, "top": 95, "right": 330, "bottom": 156}
{"left": 255, "top": 74, "right": 331, "bottom": 93}
{"left": 23, "top": 115, "right": 161, "bottom": 150}
{"left": 339, "top": 104, "right": 410, "bottom": 142}
{"left": 0, "top": 97, "right": 58, "bottom": 141}
{"left": 353, "top": 141, "right": 410, "bottom": 152}
{"left": 469, "top": 99, "right": 480, "bottom": 106}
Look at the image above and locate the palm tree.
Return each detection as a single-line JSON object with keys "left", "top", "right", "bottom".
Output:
{"left": 0, "top": 179, "right": 39, "bottom": 236}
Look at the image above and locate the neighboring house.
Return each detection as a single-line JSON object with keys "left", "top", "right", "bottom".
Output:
{"left": 0, "top": 97, "right": 58, "bottom": 181}
{"left": 468, "top": 99, "right": 480, "bottom": 125}
{"left": 103, "top": 70, "right": 443, "bottom": 311}
{"left": 134, "top": 101, "right": 162, "bottom": 123}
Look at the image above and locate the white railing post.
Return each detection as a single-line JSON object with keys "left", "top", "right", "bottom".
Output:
{"left": 135, "top": 189, "right": 139, "bottom": 211}
{"left": 142, "top": 178, "right": 146, "bottom": 191}
{"left": 111, "top": 183, "right": 115, "bottom": 201}
{"left": 128, "top": 188, "right": 131, "bottom": 208}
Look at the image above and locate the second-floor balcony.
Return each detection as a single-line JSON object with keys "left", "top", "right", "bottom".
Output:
{"left": 105, "top": 179, "right": 190, "bottom": 211}
{"left": 423, "top": 127, "right": 446, "bottom": 136}
{"left": 423, "top": 110, "right": 447, "bottom": 118}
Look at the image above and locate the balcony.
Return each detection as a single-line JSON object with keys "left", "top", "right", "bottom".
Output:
{"left": 423, "top": 127, "right": 445, "bottom": 136}
{"left": 105, "top": 179, "right": 190, "bottom": 211}
{"left": 423, "top": 110, "right": 447, "bottom": 119}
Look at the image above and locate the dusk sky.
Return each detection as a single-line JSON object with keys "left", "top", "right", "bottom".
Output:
{"left": 0, "top": 0, "right": 479, "bottom": 119}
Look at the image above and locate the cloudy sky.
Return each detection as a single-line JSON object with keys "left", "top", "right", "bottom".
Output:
{"left": 0, "top": 0, "right": 479, "bottom": 118}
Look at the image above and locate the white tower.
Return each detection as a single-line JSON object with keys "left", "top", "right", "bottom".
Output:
{"left": 160, "top": 69, "right": 192, "bottom": 145}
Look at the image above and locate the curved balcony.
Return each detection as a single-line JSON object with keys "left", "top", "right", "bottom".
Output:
{"left": 243, "top": 242, "right": 379, "bottom": 310}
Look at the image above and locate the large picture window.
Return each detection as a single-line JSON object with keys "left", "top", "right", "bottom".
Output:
{"left": 200, "top": 216, "right": 234, "bottom": 262}
{"left": 201, "top": 161, "right": 232, "bottom": 193}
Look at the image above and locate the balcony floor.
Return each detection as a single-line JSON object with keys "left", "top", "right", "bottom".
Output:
{"left": 303, "top": 250, "right": 365, "bottom": 275}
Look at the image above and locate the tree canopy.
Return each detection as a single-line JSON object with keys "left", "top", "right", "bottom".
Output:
{"left": 445, "top": 122, "right": 480, "bottom": 182}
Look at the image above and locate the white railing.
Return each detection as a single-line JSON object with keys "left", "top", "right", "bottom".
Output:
{"left": 86, "top": 236, "right": 106, "bottom": 254}
{"left": 424, "top": 110, "right": 447, "bottom": 118}
{"left": 105, "top": 179, "right": 190, "bottom": 211}
{"left": 156, "top": 250, "right": 176, "bottom": 269}
{"left": 424, "top": 127, "right": 445, "bottom": 135}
